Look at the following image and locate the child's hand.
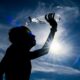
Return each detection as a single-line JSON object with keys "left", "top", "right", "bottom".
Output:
{"left": 45, "top": 13, "right": 57, "bottom": 31}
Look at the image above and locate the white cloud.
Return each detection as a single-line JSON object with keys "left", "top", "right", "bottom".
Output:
{"left": 0, "top": 24, "right": 10, "bottom": 60}
{"left": 30, "top": 59, "right": 80, "bottom": 80}
{"left": 32, "top": 59, "right": 80, "bottom": 75}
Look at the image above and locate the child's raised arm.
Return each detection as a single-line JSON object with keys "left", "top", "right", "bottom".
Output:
{"left": 29, "top": 13, "right": 57, "bottom": 60}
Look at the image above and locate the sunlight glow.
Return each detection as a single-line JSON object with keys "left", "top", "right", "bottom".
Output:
{"left": 49, "top": 26, "right": 73, "bottom": 59}
{"left": 25, "top": 13, "right": 74, "bottom": 61}
{"left": 50, "top": 40, "right": 64, "bottom": 55}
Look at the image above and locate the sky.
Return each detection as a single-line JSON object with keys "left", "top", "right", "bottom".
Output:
{"left": 0, "top": 0, "right": 80, "bottom": 80}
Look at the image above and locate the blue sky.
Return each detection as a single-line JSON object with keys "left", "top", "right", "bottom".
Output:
{"left": 0, "top": 0, "right": 80, "bottom": 80}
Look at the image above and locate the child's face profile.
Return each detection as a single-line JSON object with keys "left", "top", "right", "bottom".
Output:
{"left": 9, "top": 26, "right": 36, "bottom": 48}
{"left": 22, "top": 30, "right": 36, "bottom": 47}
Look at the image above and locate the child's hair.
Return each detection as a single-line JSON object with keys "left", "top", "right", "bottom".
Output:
{"left": 9, "top": 26, "right": 31, "bottom": 44}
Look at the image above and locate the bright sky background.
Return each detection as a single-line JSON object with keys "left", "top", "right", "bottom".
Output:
{"left": 0, "top": 0, "right": 80, "bottom": 80}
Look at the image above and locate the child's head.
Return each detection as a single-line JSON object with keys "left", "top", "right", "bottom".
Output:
{"left": 9, "top": 26, "right": 36, "bottom": 48}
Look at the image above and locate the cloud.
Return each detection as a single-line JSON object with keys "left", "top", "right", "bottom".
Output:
{"left": 30, "top": 59, "right": 80, "bottom": 80}
{"left": 0, "top": 24, "right": 10, "bottom": 60}
{"left": 0, "top": 48, "right": 5, "bottom": 61}
{"left": 10, "top": 2, "right": 79, "bottom": 29}
{"left": 32, "top": 59, "right": 80, "bottom": 74}
{"left": 30, "top": 71, "right": 80, "bottom": 80}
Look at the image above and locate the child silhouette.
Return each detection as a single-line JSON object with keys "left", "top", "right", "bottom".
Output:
{"left": 0, "top": 13, "right": 57, "bottom": 80}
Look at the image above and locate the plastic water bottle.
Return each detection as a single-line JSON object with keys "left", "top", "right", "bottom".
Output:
{"left": 25, "top": 13, "right": 61, "bottom": 26}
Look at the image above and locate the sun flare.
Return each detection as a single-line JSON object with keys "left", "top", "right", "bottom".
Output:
{"left": 49, "top": 40, "right": 64, "bottom": 55}
{"left": 48, "top": 26, "right": 73, "bottom": 59}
